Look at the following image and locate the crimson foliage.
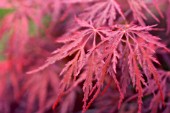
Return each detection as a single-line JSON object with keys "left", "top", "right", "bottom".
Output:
{"left": 0, "top": 0, "right": 170, "bottom": 113}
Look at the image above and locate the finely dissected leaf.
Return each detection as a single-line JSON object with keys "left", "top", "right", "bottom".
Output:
{"left": 79, "top": 0, "right": 125, "bottom": 26}
{"left": 128, "top": 0, "right": 159, "bottom": 25}
{"left": 0, "top": 0, "right": 169, "bottom": 113}
{"left": 31, "top": 18, "right": 167, "bottom": 113}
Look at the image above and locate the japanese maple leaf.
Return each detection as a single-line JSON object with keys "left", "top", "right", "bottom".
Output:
{"left": 79, "top": 0, "right": 125, "bottom": 26}
{"left": 28, "top": 13, "right": 168, "bottom": 113}
{"left": 28, "top": 19, "right": 123, "bottom": 112}
{"left": 128, "top": 0, "right": 160, "bottom": 25}
{"left": 113, "top": 24, "right": 167, "bottom": 113}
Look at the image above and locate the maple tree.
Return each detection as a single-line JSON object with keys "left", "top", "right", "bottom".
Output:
{"left": 0, "top": 0, "right": 170, "bottom": 113}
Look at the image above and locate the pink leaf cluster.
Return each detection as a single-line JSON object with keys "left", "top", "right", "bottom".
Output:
{"left": 0, "top": 0, "right": 170, "bottom": 113}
